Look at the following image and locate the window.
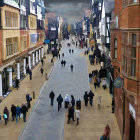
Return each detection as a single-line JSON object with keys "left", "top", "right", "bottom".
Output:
{"left": 129, "top": 0, "right": 137, "bottom": 4}
{"left": 30, "top": 17, "right": 36, "bottom": 29}
{"left": 5, "top": 11, "right": 18, "bottom": 27}
{"left": 98, "top": 3, "right": 101, "bottom": 10}
{"left": 122, "top": 33, "right": 128, "bottom": 73}
{"left": 123, "top": 0, "right": 128, "bottom": 6}
{"left": 21, "top": 15, "right": 26, "bottom": 28}
{"left": 30, "top": 1, "right": 35, "bottom": 11}
{"left": 6, "top": 37, "right": 18, "bottom": 57}
{"left": 21, "top": 36, "right": 27, "bottom": 51}
{"left": 21, "top": 0, "right": 26, "bottom": 6}
{"left": 131, "top": 34, "right": 136, "bottom": 76}
{"left": 114, "top": 39, "right": 117, "bottom": 59}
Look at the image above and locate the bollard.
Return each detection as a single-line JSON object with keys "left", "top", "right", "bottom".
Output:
{"left": 33, "top": 91, "right": 35, "bottom": 99}
{"left": 46, "top": 72, "right": 48, "bottom": 80}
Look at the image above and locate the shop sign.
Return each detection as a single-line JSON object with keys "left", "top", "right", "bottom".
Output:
{"left": 129, "top": 103, "right": 136, "bottom": 120}
{"left": 114, "top": 77, "right": 123, "bottom": 88}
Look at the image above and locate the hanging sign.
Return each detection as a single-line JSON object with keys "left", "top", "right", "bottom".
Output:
{"left": 114, "top": 77, "right": 123, "bottom": 88}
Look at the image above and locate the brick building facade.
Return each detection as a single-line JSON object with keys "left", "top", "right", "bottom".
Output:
{"left": 111, "top": 0, "right": 140, "bottom": 140}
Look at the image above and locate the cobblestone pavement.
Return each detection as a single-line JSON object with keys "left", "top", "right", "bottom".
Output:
{"left": 64, "top": 50, "right": 122, "bottom": 140}
{"left": 19, "top": 40, "right": 90, "bottom": 140}
{"left": 0, "top": 45, "right": 55, "bottom": 140}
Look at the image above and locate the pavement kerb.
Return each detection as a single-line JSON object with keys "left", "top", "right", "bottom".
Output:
{"left": 18, "top": 58, "right": 56, "bottom": 140}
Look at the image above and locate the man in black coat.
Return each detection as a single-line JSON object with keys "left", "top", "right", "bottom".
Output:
{"left": 83, "top": 92, "right": 89, "bottom": 106}
{"left": 49, "top": 91, "right": 55, "bottom": 106}
{"left": 68, "top": 105, "right": 75, "bottom": 124}
{"left": 11, "top": 104, "right": 16, "bottom": 121}
{"left": 21, "top": 104, "right": 28, "bottom": 122}
{"left": 57, "top": 94, "right": 63, "bottom": 112}
{"left": 88, "top": 90, "right": 95, "bottom": 106}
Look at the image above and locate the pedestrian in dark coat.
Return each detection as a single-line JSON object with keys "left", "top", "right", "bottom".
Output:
{"left": 29, "top": 70, "right": 32, "bottom": 80}
{"left": 61, "top": 60, "right": 64, "bottom": 67}
{"left": 71, "top": 95, "right": 75, "bottom": 108}
{"left": 72, "top": 49, "right": 74, "bottom": 53}
{"left": 11, "top": 104, "right": 16, "bottom": 121}
{"left": 40, "top": 67, "right": 44, "bottom": 75}
{"left": 63, "top": 60, "right": 66, "bottom": 67}
{"left": 69, "top": 49, "right": 71, "bottom": 54}
{"left": 62, "top": 53, "right": 64, "bottom": 57}
{"left": 26, "top": 94, "right": 32, "bottom": 108}
{"left": 70, "top": 64, "right": 74, "bottom": 72}
{"left": 41, "top": 59, "right": 44, "bottom": 66}
{"left": 88, "top": 90, "right": 95, "bottom": 106}
{"left": 57, "top": 94, "right": 63, "bottom": 112}
{"left": 49, "top": 91, "right": 55, "bottom": 106}
{"left": 3, "top": 107, "right": 9, "bottom": 121}
{"left": 67, "top": 105, "right": 75, "bottom": 124}
{"left": 16, "top": 79, "right": 19, "bottom": 90}
{"left": 83, "top": 92, "right": 89, "bottom": 106}
{"left": 21, "top": 104, "right": 28, "bottom": 122}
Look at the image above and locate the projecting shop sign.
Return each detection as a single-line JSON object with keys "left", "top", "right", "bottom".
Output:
{"left": 114, "top": 77, "right": 123, "bottom": 88}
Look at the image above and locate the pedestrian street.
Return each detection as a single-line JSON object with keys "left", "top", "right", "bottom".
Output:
{"left": 19, "top": 40, "right": 90, "bottom": 140}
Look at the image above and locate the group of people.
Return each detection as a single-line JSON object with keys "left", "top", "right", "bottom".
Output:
{"left": 69, "top": 49, "right": 74, "bottom": 54}
{"left": 0, "top": 94, "right": 32, "bottom": 125}
{"left": 49, "top": 91, "right": 80, "bottom": 125}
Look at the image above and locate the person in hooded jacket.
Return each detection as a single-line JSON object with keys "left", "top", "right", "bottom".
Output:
{"left": 57, "top": 94, "right": 63, "bottom": 112}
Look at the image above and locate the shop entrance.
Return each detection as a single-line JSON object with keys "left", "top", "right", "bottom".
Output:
{"left": 129, "top": 115, "right": 135, "bottom": 140}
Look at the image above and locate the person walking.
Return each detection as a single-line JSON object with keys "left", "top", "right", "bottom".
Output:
{"left": 40, "top": 67, "right": 44, "bottom": 75}
{"left": 11, "top": 104, "right": 16, "bottom": 121}
{"left": 63, "top": 60, "right": 66, "bottom": 67}
{"left": 16, "top": 79, "right": 19, "bottom": 90}
{"left": 16, "top": 105, "right": 21, "bottom": 123}
{"left": 67, "top": 104, "right": 75, "bottom": 124}
{"left": 102, "top": 78, "right": 107, "bottom": 90}
{"left": 62, "top": 53, "right": 64, "bottom": 58}
{"left": 71, "top": 95, "right": 75, "bottom": 108}
{"left": 61, "top": 60, "right": 64, "bottom": 67}
{"left": 100, "top": 125, "right": 111, "bottom": 140}
{"left": 75, "top": 107, "right": 80, "bottom": 125}
{"left": 49, "top": 91, "right": 55, "bottom": 106}
{"left": 111, "top": 97, "right": 115, "bottom": 113}
{"left": 21, "top": 104, "right": 28, "bottom": 122}
{"left": 69, "top": 49, "right": 71, "bottom": 54}
{"left": 64, "top": 94, "right": 70, "bottom": 109}
{"left": 83, "top": 92, "right": 89, "bottom": 106}
{"left": 29, "top": 69, "right": 32, "bottom": 80}
{"left": 3, "top": 113, "right": 8, "bottom": 125}
{"left": 41, "top": 59, "right": 44, "bottom": 66}
{"left": 93, "top": 76, "right": 98, "bottom": 89}
{"left": 97, "top": 95, "right": 102, "bottom": 109}
{"left": 3, "top": 107, "right": 9, "bottom": 121}
{"left": 70, "top": 64, "right": 74, "bottom": 72}
{"left": 57, "top": 94, "right": 63, "bottom": 112}
{"left": 88, "top": 90, "right": 95, "bottom": 106}
{"left": 72, "top": 49, "right": 74, "bottom": 53}
{"left": 26, "top": 94, "right": 32, "bottom": 108}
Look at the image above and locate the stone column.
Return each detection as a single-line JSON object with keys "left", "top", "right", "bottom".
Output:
{"left": 17, "top": 62, "right": 20, "bottom": 80}
{"left": 32, "top": 52, "right": 35, "bottom": 66}
{"left": 28, "top": 55, "right": 31, "bottom": 69}
{"left": 0, "top": 72, "right": 2, "bottom": 96}
{"left": 23, "top": 58, "right": 26, "bottom": 74}
{"left": 8, "top": 67, "right": 13, "bottom": 88}
{"left": 41, "top": 47, "right": 44, "bottom": 58}
{"left": 36, "top": 51, "right": 38, "bottom": 63}
{"left": 39, "top": 49, "right": 41, "bottom": 61}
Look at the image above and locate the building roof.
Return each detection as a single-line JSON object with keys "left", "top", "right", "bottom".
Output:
{"left": 104, "top": 0, "right": 114, "bottom": 13}
{"left": 85, "top": 10, "right": 92, "bottom": 18}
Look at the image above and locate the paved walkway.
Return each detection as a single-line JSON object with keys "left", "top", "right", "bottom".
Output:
{"left": 0, "top": 45, "right": 55, "bottom": 140}
{"left": 64, "top": 49, "right": 122, "bottom": 140}
{"left": 19, "top": 40, "right": 90, "bottom": 140}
